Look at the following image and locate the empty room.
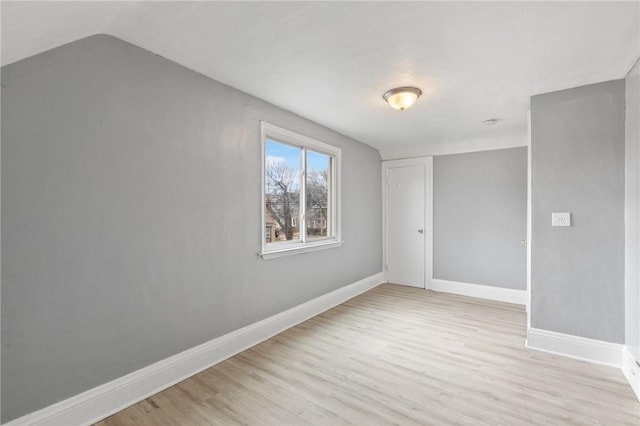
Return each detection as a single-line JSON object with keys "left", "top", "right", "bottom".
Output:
{"left": 2, "top": 1, "right": 640, "bottom": 425}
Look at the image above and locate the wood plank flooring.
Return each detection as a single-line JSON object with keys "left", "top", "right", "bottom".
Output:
{"left": 97, "top": 284, "right": 640, "bottom": 425}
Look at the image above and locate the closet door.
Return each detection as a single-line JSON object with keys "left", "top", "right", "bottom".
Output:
{"left": 384, "top": 158, "right": 432, "bottom": 288}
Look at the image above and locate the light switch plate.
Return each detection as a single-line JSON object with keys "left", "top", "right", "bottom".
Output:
{"left": 552, "top": 212, "right": 571, "bottom": 227}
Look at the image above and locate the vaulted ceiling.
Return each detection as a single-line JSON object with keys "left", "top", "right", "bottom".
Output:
{"left": 2, "top": 1, "right": 639, "bottom": 158}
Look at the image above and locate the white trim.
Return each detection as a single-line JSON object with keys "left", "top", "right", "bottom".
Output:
{"left": 259, "top": 240, "right": 343, "bottom": 260}
{"left": 431, "top": 279, "right": 527, "bottom": 305}
{"left": 425, "top": 157, "right": 434, "bottom": 290}
{"left": 622, "top": 346, "right": 640, "bottom": 401}
{"left": 526, "top": 328, "right": 623, "bottom": 368}
{"left": 381, "top": 157, "right": 433, "bottom": 290}
{"left": 526, "top": 110, "right": 532, "bottom": 325}
{"left": 4, "top": 272, "right": 384, "bottom": 426}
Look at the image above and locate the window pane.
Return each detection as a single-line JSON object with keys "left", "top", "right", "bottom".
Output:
{"left": 306, "top": 150, "right": 331, "bottom": 240}
{"left": 265, "top": 140, "right": 301, "bottom": 244}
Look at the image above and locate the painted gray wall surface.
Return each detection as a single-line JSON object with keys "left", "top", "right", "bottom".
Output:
{"left": 626, "top": 58, "right": 640, "bottom": 360}
{"left": 1, "top": 35, "right": 382, "bottom": 422}
{"left": 531, "top": 80, "right": 625, "bottom": 343}
{"left": 433, "top": 147, "right": 527, "bottom": 290}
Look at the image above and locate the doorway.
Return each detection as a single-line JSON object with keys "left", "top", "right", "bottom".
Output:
{"left": 383, "top": 158, "right": 433, "bottom": 289}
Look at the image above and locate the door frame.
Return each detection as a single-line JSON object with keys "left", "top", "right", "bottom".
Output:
{"left": 382, "top": 157, "right": 433, "bottom": 289}
{"left": 526, "top": 110, "right": 532, "bottom": 328}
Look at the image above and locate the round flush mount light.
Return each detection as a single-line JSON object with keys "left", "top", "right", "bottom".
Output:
{"left": 383, "top": 87, "right": 422, "bottom": 111}
{"left": 483, "top": 118, "right": 499, "bottom": 125}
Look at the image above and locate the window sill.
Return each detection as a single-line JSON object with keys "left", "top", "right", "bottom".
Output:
{"left": 260, "top": 240, "right": 343, "bottom": 260}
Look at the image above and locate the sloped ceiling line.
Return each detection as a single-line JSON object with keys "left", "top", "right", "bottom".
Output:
{"left": 2, "top": 1, "right": 639, "bottom": 157}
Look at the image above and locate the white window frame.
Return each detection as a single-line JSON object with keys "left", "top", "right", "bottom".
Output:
{"left": 260, "top": 121, "right": 342, "bottom": 260}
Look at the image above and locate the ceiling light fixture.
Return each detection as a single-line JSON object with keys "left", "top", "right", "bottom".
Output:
{"left": 383, "top": 87, "right": 422, "bottom": 111}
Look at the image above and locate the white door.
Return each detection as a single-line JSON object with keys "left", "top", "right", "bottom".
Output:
{"left": 386, "top": 164, "right": 427, "bottom": 288}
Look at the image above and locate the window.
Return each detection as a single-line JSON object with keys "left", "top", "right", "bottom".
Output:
{"left": 261, "top": 121, "right": 342, "bottom": 259}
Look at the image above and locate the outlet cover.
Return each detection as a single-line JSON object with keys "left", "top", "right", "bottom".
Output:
{"left": 552, "top": 212, "right": 571, "bottom": 227}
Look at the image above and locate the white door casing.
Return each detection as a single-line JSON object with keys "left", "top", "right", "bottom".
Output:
{"left": 527, "top": 110, "right": 532, "bottom": 326}
{"left": 382, "top": 158, "right": 433, "bottom": 289}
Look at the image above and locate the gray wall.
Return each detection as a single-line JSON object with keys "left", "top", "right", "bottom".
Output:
{"left": 433, "top": 147, "right": 527, "bottom": 290}
{"left": 626, "top": 58, "right": 640, "bottom": 360}
{"left": 531, "top": 80, "right": 625, "bottom": 343}
{"left": 1, "top": 35, "right": 382, "bottom": 422}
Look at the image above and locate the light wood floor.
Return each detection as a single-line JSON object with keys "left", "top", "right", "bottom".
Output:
{"left": 97, "top": 284, "right": 640, "bottom": 425}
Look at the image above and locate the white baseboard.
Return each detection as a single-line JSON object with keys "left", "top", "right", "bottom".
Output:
{"left": 431, "top": 278, "right": 527, "bottom": 305}
{"left": 5, "top": 272, "right": 384, "bottom": 426}
{"left": 526, "top": 327, "right": 623, "bottom": 368}
{"left": 622, "top": 346, "right": 640, "bottom": 401}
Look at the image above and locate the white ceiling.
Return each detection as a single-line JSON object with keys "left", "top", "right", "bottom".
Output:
{"left": 2, "top": 1, "right": 639, "bottom": 158}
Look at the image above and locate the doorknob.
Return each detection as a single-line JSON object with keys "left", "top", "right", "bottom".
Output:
{"left": 418, "top": 229, "right": 424, "bottom": 234}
